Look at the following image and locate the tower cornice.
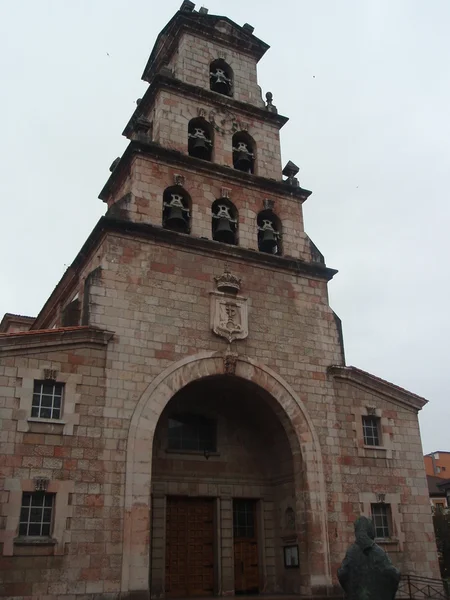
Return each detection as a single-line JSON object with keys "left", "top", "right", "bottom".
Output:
{"left": 123, "top": 73, "right": 288, "bottom": 140}
{"left": 99, "top": 140, "right": 312, "bottom": 204}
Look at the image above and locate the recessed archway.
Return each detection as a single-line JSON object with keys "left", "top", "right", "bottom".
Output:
{"left": 121, "top": 353, "right": 331, "bottom": 597}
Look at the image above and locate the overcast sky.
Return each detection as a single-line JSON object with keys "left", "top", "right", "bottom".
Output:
{"left": 1, "top": 0, "right": 449, "bottom": 455}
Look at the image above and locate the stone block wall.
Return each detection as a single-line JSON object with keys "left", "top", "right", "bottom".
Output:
{"left": 167, "top": 32, "right": 265, "bottom": 107}
{"left": 104, "top": 155, "right": 311, "bottom": 262}
{"left": 147, "top": 88, "right": 282, "bottom": 180}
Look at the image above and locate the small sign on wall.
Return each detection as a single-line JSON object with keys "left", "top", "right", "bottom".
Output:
{"left": 284, "top": 544, "right": 299, "bottom": 569}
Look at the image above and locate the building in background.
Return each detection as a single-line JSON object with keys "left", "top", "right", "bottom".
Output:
{"left": 425, "top": 451, "right": 450, "bottom": 478}
{"left": 0, "top": 2, "right": 441, "bottom": 599}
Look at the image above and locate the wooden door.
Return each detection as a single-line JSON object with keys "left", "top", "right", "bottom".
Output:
{"left": 233, "top": 500, "right": 259, "bottom": 594}
{"left": 165, "top": 497, "right": 214, "bottom": 598}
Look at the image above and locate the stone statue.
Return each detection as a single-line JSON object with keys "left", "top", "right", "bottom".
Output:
{"left": 338, "top": 516, "right": 400, "bottom": 600}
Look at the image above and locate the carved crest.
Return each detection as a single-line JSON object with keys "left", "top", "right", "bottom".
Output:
{"left": 34, "top": 477, "right": 50, "bottom": 492}
{"left": 211, "top": 297, "right": 248, "bottom": 343}
{"left": 223, "top": 353, "right": 238, "bottom": 375}
{"left": 174, "top": 174, "right": 185, "bottom": 186}
{"left": 366, "top": 406, "right": 377, "bottom": 416}
{"left": 214, "top": 267, "right": 241, "bottom": 295}
{"left": 376, "top": 493, "right": 386, "bottom": 504}
{"left": 44, "top": 369, "right": 57, "bottom": 381}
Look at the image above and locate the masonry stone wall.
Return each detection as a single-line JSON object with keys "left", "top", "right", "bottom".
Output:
{"left": 166, "top": 31, "right": 265, "bottom": 107}
{"left": 147, "top": 89, "right": 282, "bottom": 180}
{"left": 104, "top": 156, "right": 310, "bottom": 262}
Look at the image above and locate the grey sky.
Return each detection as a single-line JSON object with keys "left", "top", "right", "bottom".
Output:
{"left": 1, "top": 0, "right": 449, "bottom": 455}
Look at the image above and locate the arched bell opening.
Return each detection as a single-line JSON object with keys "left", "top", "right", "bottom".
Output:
{"left": 257, "top": 209, "right": 282, "bottom": 255}
{"left": 232, "top": 131, "right": 255, "bottom": 174}
{"left": 209, "top": 58, "right": 233, "bottom": 97}
{"left": 211, "top": 198, "right": 238, "bottom": 245}
{"left": 150, "top": 374, "right": 307, "bottom": 598}
{"left": 188, "top": 117, "right": 213, "bottom": 161}
{"left": 162, "top": 185, "right": 191, "bottom": 234}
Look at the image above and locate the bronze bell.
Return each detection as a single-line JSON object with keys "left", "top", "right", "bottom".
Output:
{"left": 259, "top": 227, "right": 277, "bottom": 254}
{"left": 165, "top": 206, "right": 188, "bottom": 233}
{"left": 233, "top": 150, "right": 253, "bottom": 173}
{"left": 214, "top": 217, "right": 235, "bottom": 244}
{"left": 190, "top": 137, "right": 210, "bottom": 160}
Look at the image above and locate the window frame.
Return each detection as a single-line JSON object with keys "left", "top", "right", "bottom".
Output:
{"left": 362, "top": 415, "right": 381, "bottom": 447}
{"left": 167, "top": 413, "right": 217, "bottom": 454}
{"left": 18, "top": 492, "right": 55, "bottom": 539}
{"left": 371, "top": 503, "right": 392, "bottom": 540}
{"left": 31, "top": 380, "right": 64, "bottom": 420}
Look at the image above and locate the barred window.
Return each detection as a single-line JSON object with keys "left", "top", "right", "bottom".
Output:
{"left": 371, "top": 503, "right": 391, "bottom": 538}
{"left": 19, "top": 492, "right": 54, "bottom": 537}
{"left": 362, "top": 416, "right": 381, "bottom": 446}
{"left": 31, "top": 380, "right": 64, "bottom": 419}
{"left": 168, "top": 414, "right": 216, "bottom": 453}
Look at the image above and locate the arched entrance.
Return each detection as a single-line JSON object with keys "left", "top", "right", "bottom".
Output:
{"left": 122, "top": 353, "right": 330, "bottom": 598}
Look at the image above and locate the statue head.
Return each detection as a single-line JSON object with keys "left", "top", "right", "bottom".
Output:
{"left": 354, "top": 516, "right": 375, "bottom": 551}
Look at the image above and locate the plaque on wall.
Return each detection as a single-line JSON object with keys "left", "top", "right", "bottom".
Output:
{"left": 284, "top": 545, "right": 299, "bottom": 569}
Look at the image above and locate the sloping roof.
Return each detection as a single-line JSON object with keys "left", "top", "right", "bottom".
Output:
{"left": 328, "top": 365, "right": 428, "bottom": 411}
{"left": 437, "top": 478, "right": 450, "bottom": 492}
{"left": 425, "top": 451, "right": 450, "bottom": 457}
{"left": 428, "top": 475, "right": 448, "bottom": 496}
{"left": 0, "top": 313, "right": 35, "bottom": 333}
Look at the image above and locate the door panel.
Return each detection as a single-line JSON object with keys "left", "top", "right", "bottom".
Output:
{"left": 166, "top": 497, "right": 214, "bottom": 598}
{"left": 233, "top": 500, "right": 259, "bottom": 595}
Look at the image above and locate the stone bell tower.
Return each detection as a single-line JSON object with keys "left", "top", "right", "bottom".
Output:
{"left": 0, "top": 2, "right": 440, "bottom": 599}
{"left": 100, "top": 0, "right": 320, "bottom": 268}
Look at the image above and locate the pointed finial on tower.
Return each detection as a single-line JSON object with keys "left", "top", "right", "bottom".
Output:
{"left": 282, "top": 161, "right": 300, "bottom": 187}
{"left": 265, "top": 91, "right": 277, "bottom": 114}
{"left": 180, "top": 0, "right": 195, "bottom": 12}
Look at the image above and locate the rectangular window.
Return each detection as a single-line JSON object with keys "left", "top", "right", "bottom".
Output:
{"left": 31, "top": 380, "right": 64, "bottom": 419}
{"left": 168, "top": 414, "right": 216, "bottom": 453}
{"left": 371, "top": 503, "right": 391, "bottom": 539}
{"left": 233, "top": 499, "right": 256, "bottom": 539}
{"left": 362, "top": 416, "right": 381, "bottom": 446}
{"left": 19, "top": 492, "right": 54, "bottom": 537}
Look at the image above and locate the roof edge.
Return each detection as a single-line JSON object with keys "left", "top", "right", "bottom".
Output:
{"left": 328, "top": 365, "right": 428, "bottom": 411}
{"left": 0, "top": 326, "right": 114, "bottom": 354}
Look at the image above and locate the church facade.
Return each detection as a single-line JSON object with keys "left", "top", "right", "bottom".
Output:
{"left": 0, "top": 3, "right": 440, "bottom": 599}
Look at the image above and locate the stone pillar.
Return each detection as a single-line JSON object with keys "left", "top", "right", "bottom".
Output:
{"left": 150, "top": 495, "right": 166, "bottom": 598}
{"left": 220, "top": 497, "right": 234, "bottom": 595}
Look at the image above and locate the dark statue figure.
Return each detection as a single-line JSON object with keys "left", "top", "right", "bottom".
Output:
{"left": 338, "top": 516, "right": 401, "bottom": 600}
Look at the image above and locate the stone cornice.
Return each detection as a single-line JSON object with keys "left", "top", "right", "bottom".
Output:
{"left": 328, "top": 365, "right": 428, "bottom": 412}
{"left": 123, "top": 73, "right": 288, "bottom": 140}
{"left": 32, "top": 215, "right": 337, "bottom": 330}
{"left": 0, "top": 326, "right": 114, "bottom": 356}
{"left": 99, "top": 140, "right": 311, "bottom": 203}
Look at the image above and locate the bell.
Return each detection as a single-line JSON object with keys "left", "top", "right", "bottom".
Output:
{"left": 233, "top": 150, "right": 253, "bottom": 173}
{"left": 259, "top": 228, "right": 277, "bottom": 254}
{"left": 212, "top": 79, "right": 231, "bottom": 96}
{"left": 190, "top": 137, "right": 210, "bottom": 160}
{"left": 165, "top": 206, "right": 188, "bottom": 233}
{"left": 214, "top": 217, "right": 235, "bottom": 244}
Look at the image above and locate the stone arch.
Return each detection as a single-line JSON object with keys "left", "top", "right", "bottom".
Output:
{"left": 122, "top": 352, "right": 331, "bottom": 595}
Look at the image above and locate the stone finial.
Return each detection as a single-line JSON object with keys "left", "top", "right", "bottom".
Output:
{"left": 282, "top": 160, "right": 300, "bottom": 187}
{"left": 214, "top": 266, "right": 241, "bottom": 295}
{"left": 199, "top": 6, "right": 209, "bottom": 14}
{"left": 180, "top": 0, "right": 195, "bottom": 12}
{"left": 109, "top": 157, "right": 120, "bottom": 172}
{"left": 265, "top": 92, "right": 278, "bottom": 114}
{"left": 243, "top": 23, "right": 255, "bottom": 34}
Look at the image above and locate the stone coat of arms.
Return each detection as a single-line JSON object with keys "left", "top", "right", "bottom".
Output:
{"left": 210, "top": 267, "right": 248, "bottom": 343}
